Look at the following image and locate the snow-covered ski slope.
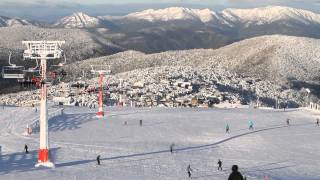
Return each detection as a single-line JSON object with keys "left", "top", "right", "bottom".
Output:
{"left": 0, "top": 105, "right": 320, "bottom": 180}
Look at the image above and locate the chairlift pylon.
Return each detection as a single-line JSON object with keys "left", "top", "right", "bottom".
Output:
{"left": 1, "top": 51, "right": 25, "bottom": 79}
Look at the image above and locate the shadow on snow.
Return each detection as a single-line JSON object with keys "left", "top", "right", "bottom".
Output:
{"left": 0, "top": 148, "right": 60, "bottom": 175}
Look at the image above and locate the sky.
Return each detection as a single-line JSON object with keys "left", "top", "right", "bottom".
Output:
{"left": 0, "top": 0, "right": 319, "bottom": 21}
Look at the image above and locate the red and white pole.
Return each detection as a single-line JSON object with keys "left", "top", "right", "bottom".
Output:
{"left": 96, "top": 73, "right": 104, "bottom": 118}
{"left": 35, "top": 58, "right": 54, "bottom": 168}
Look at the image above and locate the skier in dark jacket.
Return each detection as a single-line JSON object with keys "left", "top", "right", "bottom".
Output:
{"left": 286, "top": 118, "right": 290, "bottom": 126}
{"left": 228, "top": 165, "right": 244, "bottom": 180}
{"left": 170, "top": 143, "right": 174, "bottom": 154}
{"left": 24, "top": 144, "right": 29, "bottom": 154}
{"left": 96, "top": 155, "right": 101, "bottom": 165}
{"left": 187, "top": 164, "right": 193, "bottom": 178}
{"left": 139, "top": 120, "right": 143, "bottom": 126}
{"left": 316, "top": 118, "right": 319, "bottom": 126}
{"left": 217, "top": 159, "right": 222, "bottom": 171}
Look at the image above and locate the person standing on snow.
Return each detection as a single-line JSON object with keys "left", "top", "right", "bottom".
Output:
{"left": 286, "top": 118, "right": 290, "bottom": 126}
{"left": 187, "top": 164, "right": 193, "bottom": 178}
{"left": 228, "top": 165, "right": 244, "bottom": 180}
{"left": 249, "top": 120, "right": 254, "bottom": 130}
{"left": 96, "top": 155, "right": 101, "bottom": 165}
{"left": 24, "top": 144, "right": 29, "bottom": 154}
{"left": 170, "top": 143, "right": 175, "bottom": 154}
{"left": 218, "top": 159, "right": 223, "bottom": 171}
{"left": 316, "top": 118, "right": 319, "bottom": 126}
{"left": 226, "top": 124, "right": 230, "bottom": 133}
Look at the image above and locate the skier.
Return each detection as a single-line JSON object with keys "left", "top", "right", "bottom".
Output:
{"left": 316, "top": 118, "right": 319, "bottom": 126}
{"left": 228, "top": 165, "right": 244, "bottom": 180}
{"left": 218, "top": 159, "right": 223, "bottom": 171}
{"left": 170, "top": 143, "right": 175, "bottom": 154}
{"left": 24, "top": 144, "right": 29, "bottom": 154}
{"left": 249, "top": 120, "right": 254, "bottom": 130}
{"left": 286, "top": 118, "right": 290, "bottom": 126}
{"left": 124, "top": 121, "right": 127, "bottom": 126}
{"left": 139, "top": 119, "right": 143, "bottom": 127}
{"left": 96, "top": 155, "right": 101, "bottom": 165}
{"left": 226, "top": 124, "right": 230, "bottom": 133}
{"left": 187, "top": 164, "right": 193, "bottom": 178}
{"left": 35, "top": 107, "right": 37, "bottom": 113}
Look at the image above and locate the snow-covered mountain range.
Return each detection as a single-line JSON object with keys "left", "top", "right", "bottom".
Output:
{"left": 0, "top": 6, "right": 319, "bottom": 53}
{"left": 102, "top": 6, "right": 320, "bottom": 25}
{"left": 52, "top": 6, "right": 320, "bottom": 53}
{"left": 34, "top": 6, "right": 320, "bottom": 29}
{"left": 0, "top": 16, "right": 33, "bottom": 27}
{"left": 124, "top": 7, "right": 219, "bottom": 23}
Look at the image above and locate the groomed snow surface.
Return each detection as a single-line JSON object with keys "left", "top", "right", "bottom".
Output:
{"left": 0, "top": 105, "right": 320, "bottom": 180}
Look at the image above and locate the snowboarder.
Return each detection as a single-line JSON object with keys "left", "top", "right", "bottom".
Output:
{"left": 170, "top": 143, "right": 175, "bottom": 154}
{"left": 228, "top": 165, "right": 244, "bottom": 180}
{"left": 249, "top": 120, "right": 254, "bottom": 130}
{"left": 24, "top": 144, "right": 29, "bottom": 154}
{"left": 96, "top": 155, "right": 101, "bottom": 165}
{"left": 316, "top": 118, "right": 319, "bottom": 126}
{"left": 218, "top": 159, "right": 223, "bottom": 171}
{"left": 139, "top": 119, "right": 143, "bottom": 126}
{"left": 286, "top": 118, "right": 290, "bottom": 126}
{"left": 226, "top": 124, "right": 230, "bottom": 133}
{"left": 187, "top": 164, "right": 193, "bottom": 178}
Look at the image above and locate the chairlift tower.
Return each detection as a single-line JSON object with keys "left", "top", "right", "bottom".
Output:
{"left": 119, "top": 79, "right": 124, "bottom": 106}
{"left": 22, "top": 41, "right": 65, "bottom": 168}
{"left": 91, "top": 65, "right": 111, "bottom": 118}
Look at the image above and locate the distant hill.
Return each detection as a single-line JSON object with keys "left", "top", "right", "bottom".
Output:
{"left": 62, "top": 35, "right": 320, "bottom": 92}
